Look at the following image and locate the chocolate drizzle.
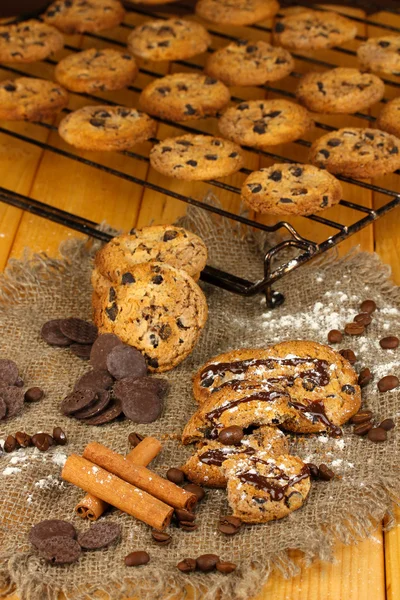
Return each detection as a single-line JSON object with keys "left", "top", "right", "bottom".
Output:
{"left": 237, "top": 462, "right": 310, "bottom": 501}
{"left": 288, "top": 400, "right": 342, "bottom": 436}
{"left": 199, "top": 446, "right": 255, "bottom": 466}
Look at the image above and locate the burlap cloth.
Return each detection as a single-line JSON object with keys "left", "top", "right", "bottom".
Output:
{"left": 1, "top": 199, "right": 400, "bottom": 600}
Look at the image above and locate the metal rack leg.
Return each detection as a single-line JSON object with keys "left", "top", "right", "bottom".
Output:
{"left": 264, "top": 285, "right": 285, "bottom": 309}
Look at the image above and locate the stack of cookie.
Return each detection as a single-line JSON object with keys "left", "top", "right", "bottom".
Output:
{"left": 180, "top": 340, "right": 361, "bottom": 522}
{"left": 91, "top": 225, "right": 208, "bottom": 372}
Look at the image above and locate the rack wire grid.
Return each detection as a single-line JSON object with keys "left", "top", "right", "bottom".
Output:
{"left": 0, "top": 1, "right": 400, "bottom": 307}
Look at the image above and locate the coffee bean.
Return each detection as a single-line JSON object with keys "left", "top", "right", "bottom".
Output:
{"left": 166, "top": 468, "right": 185, "bottom": 485}
{"left": 177, "top": 558, "right": 196, "bottom": 572}
{"left": 306, "top": 463, "right": 320, "bottom": 479}
{"left": 151, "top": 530, "right": 171, "bottom": 545}
{"left": 128, "top": 432, "right": 144, "bottom": 447}
{"left": 344, "top": 322, "right": 365, "bottom": 336}
{"left": 380, "top": 336, "right": 399, "bottom": 349}
{"left": 378, "top": 375, "right": 399, "bottom": 392}
{"left": 360, "top": 299, "right": 377, "bottom": 314}
{"left": 380, "top": 418, "right": 395, "bottom": 431}
{"left": 24, "top": 387, "right": 44, "bottom": 402}
{"left": 367, "top": 427, "right": 387, "bottom": 442}
{"left": 52, "top": 427, "right": 67, "bottom": 445}
{"left": 318, "top": 464, "right": 335, "bottom": 481}
{"left": 339, "top": 349, "right": 356, "bottom": 364}
{"left": 216, "top": 561, "right": 237, "bottom": 574}
{"left": 4, "top": 434, "right": 18, "bottom": 452}
{"left": 350, "top": 410, "right": 373, "bottom": 424}
{"left": 358, "top": 368, "right": 373, "bottom": 387}
{"left": 353, "top": 313, "right": 372, "bottom": 326}
{"left": 179, "top": 521, "right": 198, "bottom": 531}
{"left": 15, "top": 432, "right": 32, "bottom": 447}
{"left": 32, "top": 432, "right": 51, "bottom": 452}
{"left": 175, "top": 508, "right": 196, "bottom": 522}
{"left": 327, "top": 330, "right": 342, "bottom": 343}
{"left": 353, "top": 421, "right": 373, "bottom": 436}
{"left": 196, "top": 554, "right": 220, "bottom": 572}
{"left": 217, "top": 425, "right": 244, "bottom": 446}
{"left": 183, "top": 483, "right": 205, "bottom": 502}
{"left": 218, "top": 516, "right": 242, "bottom": 535}
{"left": 125, "top": 550, "right": 150, "bottom": 567}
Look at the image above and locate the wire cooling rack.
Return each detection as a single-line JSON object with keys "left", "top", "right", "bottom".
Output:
{"left": 0, "top": 1, "right": 400, "bottom": 307}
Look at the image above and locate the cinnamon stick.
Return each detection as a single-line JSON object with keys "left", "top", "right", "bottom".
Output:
{"left": 75, "top": 437, "right": 162, "bottom": 520}
{"left": 83, "top": 441, "right": 197, "bottom": 511}
{"left": 63, "top": 454, "right": 173, "bottom": 530}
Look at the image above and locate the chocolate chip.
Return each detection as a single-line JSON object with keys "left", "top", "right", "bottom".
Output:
{"left": 379, "top": 40, "right": 390, "bottom": 47}
{"left": 78, "top": 522, "right": 121, "bottom": 549}
{"left": 237, "top": 103, "right": 248, "bottom": 111}
{"left": 4, "top": 83, "right": 16, "bottom": 92}
{"left": 186, "top": 160, "right": 197, "bottom": 167}
{"left": 358, "top": 367, "right": 373, "bottom": 387}
{"left": 344, "top": 322, "right": 364, "bottom": 336}
{"left": 128, "top": 432, "right": 144, "bottom": 447}
{"left": 109, "top": 287, "right": 116, "bottom": 302}
{"left": 152, "top": 275, "right": 163, "bottom": 285}
{"left": 318, "top": 464, "right": 335, "bottom": 481}
{"left": 247, "top": 183, "right": 262, "bottom": 193}
{"left": 290, "top": 167, "right": 303, "bottom": 177}
{"left": 177, "top": 558, "right": 196, "bottom": 572}
{"left": 319, "top": 149, "right": 330, "bottom": 159}
{"left": 151, "top": 530, "right": 171, "bottom": 545}
{"left": 216, "top": 561, "right": 237, "bottom": 574}
{"left": 353, "top": 313, "right": 372, "bottom": 326}
{"left": 25, "top": 387, "right": 44, "bottom": 402}
{"left": 163, "top": 230, "right": 178, "bottom": 241}
{"left": 390, "top": 146, "right": 399, "bottom": 154}
{"left": 350, "top": 410, "right": 373, "bottom": 424}
{"left": 229, "top": 152, "right": 238, "bottom": 158}
{"left": 327, "top": 138, "right": 342, "bottom": 147}
{"left": 0, "top": 359, "right": 19, "bottom": 384}
{"left": 339, "top": 349, "right": 356, "bottom": 364}
{"left": 205, "top": 76, "right": 217, "bottom": 84}
{"left": 253, "top": 123, "right": 266, "bottom": 134}
{"left": 360, "top": 299, "right": 376, "bottom": 314}
{"left": 306, "top": 463, "right": 320, "bottom": 479}
{"left": 275, "top": 22, "right": 285, "bottom": 32}
{"left": 367, "top": 427, "right": 387, "bottom": 442}
{"left": 218, "top": 516, "right": 242, "bottom": 535}
{"left": 90, "top": 334, "right": 123, "bottom": 371}
{"left": 184, "top": 104, "right": 196, "bottom": 116}
{"left": 125, "top": 550, "right": 150, "bottom": 567}
{"left": 175, "top": 508, "right": 196, "bottom": 522}
{"left": 15, "top": 432, "right": 32, "bottom": 447}
{"left": 341, "top": 384, "right": 356, "bottom": 394}
{"left": 106, "top": 345, "right": 147, "bottom": 380}
{"left": 380, "top": 418, "right": 395, "bottom": 431}
{"left": 378, "top": 375, "right": 399, "bottom": 392}
{"left": 205, "top": 154, "right": 218, "bottom": 161}
{"left": 353, "top": 421, "right": 373, "bottom": 436}
{"left": 53, "top": 426, "right": 67, "bottom": 445}
{"left": 4, "top": 435, "right": 18, "bottom": 452}
{"left": 183, "top": 483, "right": 205, "bottom": 502}
{"left": 179, "top": 521, "right": 198, "bottom": 531}
{"left": 121, "top": 272, "right": 135, "bottom": 285}
{"left": 380, "top": 336, "right": 399, "bottom": 349}
{"left": 280, "top": 197, "right": 294, "bottom": 204}
{"left": 196, "top": 554, "right": 220, "bottom": 572}
{"left": 327, "top": 329, "right": 342, "bottom": 343}
{"left": 106, "top": 302, "right": 118, "bottom": 321}
{"left": 89, "top": 118, "right": 104, "bottom": 128}
{"left": 269, "top": 170, "right": 282, "bottom": 182}
{"left": 217, "top": 426, "right": 244, "bottom": 446}
{"left": 166, "top": 468, "right": 185, "bottom": 484}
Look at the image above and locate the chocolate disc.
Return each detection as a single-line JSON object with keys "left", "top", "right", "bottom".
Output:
{"left": 90, "top": 333, "right": 124, "bottom": 371}
{"left": 114, "top": 376, "right": 169, "bottom": 402}
{"left": 60, "top": 389, "right": 97, "bottom": 416}
{"left": 121, "top": 389, "right": 162, "bottom": 423}
{"left": 59, "top": 318, "right": 98, "bottom": 344}
{"left": 81, "top": 398, "right": 123, "bottom": 425}
{"left": 73, "top": 390, "right": 111, "bottom": 419}
{"left": 0, "top": 359, "right": 19, "bottom": 385}
{"left": 37, "top": 536, "right": 81, "bottom": 564}
{"left": 77, "top": 521, "right": 121, "bottom": 549}
{"left": 41, "top": 320, "right": 71, "bottom": 346}
{"left": 74, "top": 369, "right": 114, "bottom": 393}
{"left": 29, "top": 519, "right": 76, "bottom": 548}
{"left": 106, "top": 345, "right": 147, "bottom": 381}
{"left": 70, "top": 344, "right": 92, "bottom": 360}
{"left": 0, "top": 387, "right": 24, "bottom": 419}
{"left": 0, "top": 396, "right": 7, "bottom": 420}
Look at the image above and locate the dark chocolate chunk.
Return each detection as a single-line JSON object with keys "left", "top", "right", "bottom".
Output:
{"left": 106, "top": 345, "right": 147, "bottom": 381}
{"left": 163, "top": 230, "right": 178, "bottom": 241}
{"left": 327, "top": 138, "right": 342, "bottom": 147}
{"left": 253, "top": 123, "right": 266, "bottom": 134}
{"left": 60, "top": 388, "right": 97, "bottom": 415}
{"left": 319, "top": 149, "right": 330, "bottom": 159}
{"left": 80, "top": 398, "right": 123, "bottom": 425}
{"left": 275, "top": 22, "right": 285, "bottom": 32}
{"left": 152, "top": 275, "right": 163, "bottom": 285}
{"left": 184, "top": 104, "right": 196, "bottom": 115}
{"left": 70, "top": 344, "right": 92, "bottom": 360}
{"left": 186, "top": 160, "right": 197, "bottom": 167}
{"left": 37, "top": 536, "right": 81, "bottom": 564}
{"left": 74, "top": 369, "right": 114, "bottom": 393}
{"left": 247, "top": 183, "right": 262, "bottom": 193}
{"left": 121, "top": 389, "right": 162, "bottom": 423}
{"left": 73, "top": 390, "right": 111, "bottom": 420}
{"left": 59, "top": 318, "right": 98, "bottom": 345}
{"left": 90, "top": 333, "right": 123, "bottom": 371}
{"left": 106, "top": 302, "right": 118, "bottom": 321}
{"left": 121, "top": 272, "right": 135, "bottom": 285}
{"left": 269, "top": 170, "right": 282, "bottom": 182}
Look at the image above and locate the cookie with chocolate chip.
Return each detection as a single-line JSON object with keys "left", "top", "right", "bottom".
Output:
{"left": 296, "top": 68, "right": 385, "bottom": 115}
{"left": 43, "top": 0, "right": 125, "bottom": 34}
{"left": 0, "top": 20, "right": 64, "bottom": 63}
{"left": 357, "top": 36, "right": 400, "bottom": 76}
{"left": 139, "top": 73, "right": 230, "bottom": 122}
{"left": 241, "top": 163, "right": 342, "bottom": 216}
{"left": 127, "top": 18, "right": 211, "bottom": 62}
{"left": 218, "top": 99, "right": 313, "bottom": 149}
{"left": 58, "top": 105, "right": 156, "bottom": 151}
{"left": 195, "top": 0, "right": 279, "bottom": 26}
{"left": 55, "top": 48, "right": 137, "bottom": 93}
{"left": 94, "top": 262, "right": 208, "bottom": 372}
{"left": 309, "top": 127, "right": 400, "bottom": 178}
{"left": 377, "top": 98, "right": 400, "bottom": 137}
{"left": 205, "top": 40, "right": 294, "bottom": 87}
{"left": 150, "top": 134, "right": 244, "bottom": 181}
{"left": 0, "top": 77, "right": 68, "bottom": 121}
{"left": 273, "top": 9, "right": 357, "bottom": 50}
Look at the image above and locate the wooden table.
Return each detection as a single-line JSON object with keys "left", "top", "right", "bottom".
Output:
{"left": 1, "top": 4, "right": 400, "bottom": 600}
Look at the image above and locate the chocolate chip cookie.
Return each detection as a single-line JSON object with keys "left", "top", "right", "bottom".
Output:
{"left": 58, "top": 105, "right": 156, "bottom": 151}
{"left": 127, "top": 18, "right": 211, "bottom": 62}
{"left": 273, "top": 9, "right": 357, "bottom": 50}
{"left": 218, "top": 99, "right": 313, "bottom": 149}
{"left": 55, "top": 48, "right": 137, "bottom": 93}
{"left": 377, "top": 98, "right": 400, "bottom": 138}
{"left": 139, "top": 73, "right": 230, "bottom": 122}
{"left": 150, "top": 134, "right": 244, "bottom": 181}
{"left": 205, "top": 40, "right": 294, "bottom": 87}
{"left": 0, "top": 77, "right": 68, "bottom": 121}
{"left": 43, "top": 0, "right": 125, "bottom": 34}
{"left": 241, "top": 163, "right": 342, "bottom": 215}
{"left": 195, "top": 0, "right": 279, "bottom": 26}
{"left": 94, "top": 262, "right": 208, "bottom": 372}
{"left": 0, "top": 20, "right": 64, "bottom": 63}
{"left": 357, "top": 36, "right": 400, "bottom": 76}
{"left": 309, "top": 127, "right": 400, "bottom": 178}
{"left": 296, "top": 68, "right": 385, "bottom": 114}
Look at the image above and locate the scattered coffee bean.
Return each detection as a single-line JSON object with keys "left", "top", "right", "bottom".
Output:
{"left": 151, "top": 530, "right": 171, "bottom": 545}
{"left": 218, "top": 516, "right": 242, "bottom": 535}
{"left": 353, "top": 421, "right": 373, "bottom": 436}
{"left": 15, "top": 431, "right": 32, "bottom": 447}
{"left": 380, "top": 418, "right": 395, "bottom": 431}
{"left": 32, "top": 432, "right": 51, "bottom": 452}
{"left": 4, "top": 434, "right": 18, "bottom": 452}
{"left": 24, "top": 387, "right": 44, "bottom": 403}
{"left": 183, "top": 483, "right": 205, "bottom": 502}
{"left": 166, "top": 468, "right": 185, "bottom": 485}
{"left": 378, "top": 375, "right": 399, "bottom": 392}
{"left": 358, "top": 368, "right": 373, "bottom": 387}
{"left": 128, "top": 432, "right": 144, "bottom": 447}
{"left": 15, "top": 377, "right": 24, "bottom": 388}
{"left": 306, "top": 463, "right": 320, "bottom": 479}
{"left": 125, "top": 550, "right": 150, "bottom": 567}
{"left": 175, "top": 508, "right": 196, "bottom": 522}
{"left": 318, "top": 464, "right": 335, "bottom": 481}
{"left": 217, "top": 425, "right": 244, "bottom": 446}
{"left": 216, "top": 561, "right": 237, "bottom": 574}
{"left": 380, "top": 336, "right": 399, "bottom": 349}
{"left": 327, "top": 329, "right": 342, "bottom": 343}
{"left": 339, "top": 349, "right": 356, "bottom": 364}
{"left": 179, "top": 520, "right": 198, "bottom": 531}
{"left": 52, "top": 427, "right": 67, "bottom": 445}
{"left": 353, "top": 313, "right": 372, "bottom": 326}
{"left": 350, "top": 410, "right": 373, "bottom": 424}
{"left": 360, "top": 299, "right": 377, "bottom": 314}
{"left": 177, "top": 558, "right": 196, "bottom": 572}
{"left": 367, "top": 427, "right": 387, "bottom": 442}
{"left": 344, "top": 322, "right": 364, "bottom": 336}
{"left": 196, "top": 553, "right": 220, "bottom": 572}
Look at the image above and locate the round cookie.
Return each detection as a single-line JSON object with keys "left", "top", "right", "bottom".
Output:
{"left": 55, "top": 48, "right": 137, "bottom": 93}
{"left": 205, "top": 40, "right": 294, "bottom": 87}
{"left": 376, "top": 98, "right": 400, "bottom": 138}
{"left": 0, "top": 78, "right": 68, "bottom": 122}
{"left": 273, "top": 9, "right": 357, "bottom": 50}
{"left": 58, "top": 105, "right": 156, "bottom": 151}
{"left": 94, "top": 262, "right": 208, "bottom": 372}
{"left": 43, "top": 0, "right": 125, "bottom": 34}
{"left": 150, "top": 134, "right": 244, "bottom": 181}
{"left": 296, "top": 68, "right": 385, "bottom": 115}
{"left": 241, "top": 163, "right": 343, "bottom": 216}
{"left": 127, "top": 18, "right": 211, "bottom": 62}
{"left": 0, "top": 20, "right": 64, "bottom": 63}
{"left": 218, "top": 99, "right": 313, "bottom": 149}
{"left": 139, "top": 73, "right": 230, "bottom": 122}
{"left": 223, "top": 452, "right": 311, "bottom": 523}
{"left": 93, "top": 225, "right": 208, "bottom": 284}
{"left": 195, "top": 0, "right": 279, "bottom": 26}
{"left": 357, "top": 36, "right": 400, "bottom": 76}
{"left": 309, "top": 127, "right": 400, "bottom": 178}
